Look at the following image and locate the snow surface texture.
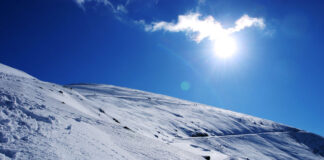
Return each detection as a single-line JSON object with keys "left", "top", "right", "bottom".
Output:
{"left": 0, "top": 62, "right": 323, "bottom": 160}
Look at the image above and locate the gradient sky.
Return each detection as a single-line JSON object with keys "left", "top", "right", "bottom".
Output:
{"left": 1, "top": 0, "right": 324, "bottom": 136}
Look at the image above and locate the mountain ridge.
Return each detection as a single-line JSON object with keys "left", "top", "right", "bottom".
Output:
{"left": 0, "top": 63, "right": 323, "bottom": 160}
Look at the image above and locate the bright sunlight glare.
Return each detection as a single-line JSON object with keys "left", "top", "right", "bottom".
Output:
{"left": 213, "top": 36, "right": 237, "bottom": 59}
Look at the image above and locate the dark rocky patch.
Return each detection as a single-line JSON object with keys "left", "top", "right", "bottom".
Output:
{"left": 123, "top": 126, "right": 131, "bottom": 131}
{"left": 191, "top": 132, "right": 208, "bottom": 137}
{"left": 99, "top": 108, "right": 105, "bottom": 114}
{"left": 112, "top": 118, "right": 120, "bottom": 123}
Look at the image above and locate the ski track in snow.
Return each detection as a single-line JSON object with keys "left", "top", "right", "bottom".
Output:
{"left": 0, "top": 63, "right": 324, "bottom": 160}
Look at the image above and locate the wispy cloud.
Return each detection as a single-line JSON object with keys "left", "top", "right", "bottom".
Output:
{"left": 143, "top": 13, "right": 265, "bottom": 43}
{"left": 74, "top": 0, "right": 128, "bottom": 15}
{"left": 116, "top": 4, "right": 128, "bottom": 14}
{"left": 197, "top": 0, "right": 206, "bottom": 5}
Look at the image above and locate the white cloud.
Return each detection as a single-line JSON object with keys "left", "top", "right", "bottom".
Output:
{"left": 144, "top": 13, "right": 265, "bottom": 43}
{"left": 228, "top": 15, "right": 265, "bottom": 33}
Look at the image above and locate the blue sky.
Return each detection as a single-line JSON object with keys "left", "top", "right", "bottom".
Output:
{"left": 1, "top": 0, "right": 324, "bottom": 136}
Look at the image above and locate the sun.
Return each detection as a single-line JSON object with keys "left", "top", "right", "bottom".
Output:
{"left": 213, "top": 36, "right": 237, "bottom": 59}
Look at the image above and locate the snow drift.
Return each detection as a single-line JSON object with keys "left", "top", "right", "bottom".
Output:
{"left": 0, "top": 63, "right": 323, "bottom": 160}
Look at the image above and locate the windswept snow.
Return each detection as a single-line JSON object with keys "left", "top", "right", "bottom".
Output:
{"left": 0, "top": 63, "right": 323, "bottom": 160}
{"left": 0, "top": 63, "right": 34, "bottom": 79}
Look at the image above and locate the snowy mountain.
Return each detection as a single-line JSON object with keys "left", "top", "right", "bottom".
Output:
{"left": 0, "top": 63, "right": 323, "bottom": 160}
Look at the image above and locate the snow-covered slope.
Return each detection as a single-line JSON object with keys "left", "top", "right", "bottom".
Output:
{"left": 0, "top": 64, "right": 34, "bottom": 79}
{"left": 0, "top": 63, "right": 323, "bottom": 160}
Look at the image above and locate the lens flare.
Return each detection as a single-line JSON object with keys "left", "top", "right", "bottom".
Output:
{"left": 180, "top": 81, "right": 190, "bottom": 91}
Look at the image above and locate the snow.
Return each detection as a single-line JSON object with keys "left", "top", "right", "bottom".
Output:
{"left": 0, "top": 62, "right": 324, "bottom": 160}
{"left": 0, "top": 63, "right": 34, "bottom": 79}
